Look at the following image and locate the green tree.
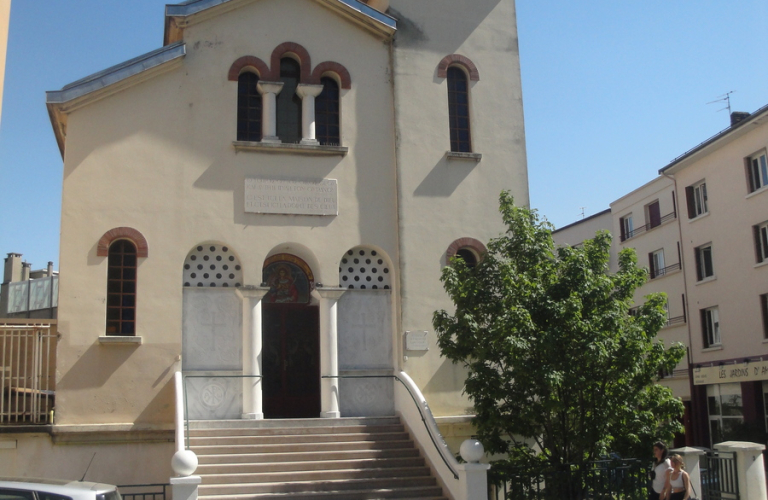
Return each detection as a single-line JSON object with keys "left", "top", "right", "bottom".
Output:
{"left": 434, "top": 192, "right": 685, "bottom": 472}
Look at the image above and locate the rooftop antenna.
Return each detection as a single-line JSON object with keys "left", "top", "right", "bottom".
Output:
{"left": 707, "top": 91, "right": 735, "bottom": 114}
{"left": 579, "top": 207, "right": 585, "bottom": 219}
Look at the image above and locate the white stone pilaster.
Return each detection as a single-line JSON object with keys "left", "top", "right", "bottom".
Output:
{"left": 257, "top": 81, "right": 284, "bottom": 143}
{"left": 296, "top": 83, "right": 324, "bottom": 145}
{"left": 237, "top": 287, "right": 269, "bottom": 420}
{"left": 313, "top": 287, "right": 346, "bottom": 418}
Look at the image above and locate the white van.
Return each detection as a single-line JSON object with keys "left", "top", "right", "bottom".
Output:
{"left": 0, "top": 478, "right": 121, "bottom": 500}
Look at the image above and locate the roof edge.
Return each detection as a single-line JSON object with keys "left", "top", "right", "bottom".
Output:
{"left": 659, "top": 103, "right": 768, "bottom": 175}
{"left": 553, "top": 208, "right": 612, "bottom": 234}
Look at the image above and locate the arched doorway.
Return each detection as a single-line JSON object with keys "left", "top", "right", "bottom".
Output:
{"left": 262, "top": 253, "right": 320, "bottom": 418}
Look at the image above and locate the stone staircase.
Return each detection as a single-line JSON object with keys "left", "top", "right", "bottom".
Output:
{"left": 189, "top": 416, "right": 450, "bottom": 500}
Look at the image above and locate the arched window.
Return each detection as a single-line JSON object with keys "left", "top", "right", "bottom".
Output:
{"left": 237, "top": 72, "right": 262, "bottom": 141}
{"left": 447, "top": 66, "right": 471, "bottom": 153}
{"left": 339, "top": 246, "right": 391, "bottom": 290}
{"left": 316, "top": 77, "right": 340, "bottom": 146}
{"left": 276, "top": 58, "right": 302, "bottom": 143}
{"left": 183, "top": 243, "right": 243, "bottom": 288}
{"left": 106, "top": 240, "right": 137, "bottom": 335}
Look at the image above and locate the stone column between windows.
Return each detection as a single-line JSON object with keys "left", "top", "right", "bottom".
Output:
{"left": 238, "top": 287, "right": 269, "bottom": 419}
{"left": 257, "top": 81, "right": 284, "bottom": 143}
{"left": 296, "top": 83, "right": 324, "bottom": 145}
{"left": 314, "top": 287, "right": 346, "bottom": 418}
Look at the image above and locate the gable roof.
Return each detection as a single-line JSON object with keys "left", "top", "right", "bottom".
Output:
{"left": 164, "top": 0, "right": 396, "bottom": 44}
{"left": 45, "top": 0, "right": 396, "bottom": 157}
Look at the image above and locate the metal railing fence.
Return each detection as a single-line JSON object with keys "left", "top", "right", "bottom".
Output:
{"left": 702, "top": 451, "right": 739, "bottom": 500}
{"left": 1, "top": 324, "right": 57, "bottom": 424}
{"left": 117, "top": 484, "right": 169, "bottom": 500}
{"left": 488, "top": 458, "right": 647, "bottom": 500}
{"left": 621, "top": 211, "right": 677, "bottom": 241}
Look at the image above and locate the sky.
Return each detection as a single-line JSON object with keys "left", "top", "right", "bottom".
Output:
{"left": 1, "top": 1, "right": 767, "bottom": 270}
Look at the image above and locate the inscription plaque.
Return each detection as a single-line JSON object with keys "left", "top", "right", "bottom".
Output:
{"left": 405, "top": 331, "right": 429, "bottom": 351}
{"left": 245, "top": 178, "right": 338, "bottom": 216}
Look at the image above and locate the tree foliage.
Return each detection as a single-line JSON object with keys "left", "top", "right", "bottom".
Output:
{"left": 433, "top": 192, "right": 685, "bottom": 469}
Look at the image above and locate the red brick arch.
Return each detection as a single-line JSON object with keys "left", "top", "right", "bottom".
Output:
{"left": 310, "top": 61, "right": 351, "bottom": 89}
{"left": 228, "top": 56, "right": 272, "bottom": 81}
{"left": 270, "top": 42, "right": 312, "bottom": 83}
{"left": 97, "top": 227, "right": 149, "bottom": 258}
{"left": 437, "top": 54, "right": 480, "bottom": 81}
{"left": 446, "top": 237, "right": 486, "bottom": 260}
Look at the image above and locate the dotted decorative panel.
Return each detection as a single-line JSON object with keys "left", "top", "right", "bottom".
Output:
{"left": 339, "top": 247, "right": 391, "bottom": 290}
{"left": 183, "top": 244, "right": 242, "bottom": 288}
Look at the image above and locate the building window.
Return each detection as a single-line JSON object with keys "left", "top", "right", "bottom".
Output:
{"left": 649, "top": 249, "right": 665, "bottom": 279}
{"left": 277, "top": 57, "right": 302, "bottom": 144}
{"left": 685, "top": 181, "right": 708, "bottom": 219}
{"left": 183, "top": 244, "right": 242, "bottom": 288}
{"left": 237, "top": 71, "right": 262, "bottom": 142}
{"left": 447, "top": 67, "right": 471, "bottom": 153}
{"left": 747, "top": 151, "right": 768, "bottom": 193}
{"left": 619, "top": 214, "right": 633, "bottom": 242}
{"left": 646, "top": 200, "right": 661, "bottom": 229}
{"left": 701, "top": 306, "right": 721, "bottom": 347}
{"left": 338, "top": 246, "right": 391, "bottom": 290}
{"left": 316, "top": 77, "right": 340, "bottom": 146}
{"left": 106, "top": 240, "right": 137, "bottom": 336}
{"left": 707, "top": 383, "right": 743, "bottom": 446}
{"left": 754, "top": 221, "right": 768, "bottom": 263}
{"left": 695, "top": 244, "right": 714, "bottom": 281}
{"left": 759, "top": 293, "right": 768, "bottom": 339}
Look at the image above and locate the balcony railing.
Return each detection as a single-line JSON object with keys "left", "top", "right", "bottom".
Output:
{"left": 621, "top": 211, "right": 676, "bottom": 242}
{"left": 650, "top": 262, "right": 681, "bottom": 279}
{"left": 666, "top": 315, "right": 686, "bottom": 327}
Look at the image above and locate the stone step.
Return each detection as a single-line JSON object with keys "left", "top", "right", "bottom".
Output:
{"left": 197, "top": 448, "right": 421, "bottom": 464}
{"left": 190, "top": 431, "right": 410, "bottom": 445}
{"left": 198, "top": 484, "right": 446, "bottom": 500}
{"left": 196, "top": 456, "right": 426, "bottom": 474}
{"left": 188, "top": 417, "right": 400, "bottom": 430}
{"left": 192, "top": 439, "right": 415, "bottom": 455}
{"left": 199, "top": 466, "right": 432, "bottom": 484}
{"left": 199, "top": 476, "right": 437, "bottom": 495}
{"left": 189, "top": 424, "right": 404, "bottom": 438}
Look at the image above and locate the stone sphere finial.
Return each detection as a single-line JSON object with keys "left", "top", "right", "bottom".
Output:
{"left": 172, "top": 449, "right": 199, "bottom": 476}
{"left": 460, "top": 439, "right": 485, "bottom": 463}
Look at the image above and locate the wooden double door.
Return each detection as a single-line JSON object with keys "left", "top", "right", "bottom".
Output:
{"left": 262, "top": 304, "right": 320, "bottom": 418}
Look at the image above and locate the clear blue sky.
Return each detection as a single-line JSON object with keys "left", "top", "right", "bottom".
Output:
{"left": 1, "top": 1, "right": 767, "bottom": 270}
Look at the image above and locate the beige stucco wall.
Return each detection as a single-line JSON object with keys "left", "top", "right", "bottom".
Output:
{"left": 57, "top": 0, "right": 398, "bottom": 426}
{"left": 0, "top": 0, "right": 9, "bottom": 127}
{"left": 611, "top": 176, "right": 690, "bottom": 400}
{"left": 668, "top": 116, "right": 768, "bottom": 366}
{"left": 389, "top": 0, "right": 528, "bottom": 415}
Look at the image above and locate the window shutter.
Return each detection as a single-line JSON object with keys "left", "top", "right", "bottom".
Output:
{"left": 685, "top": 186, "right": 695, "bottom": 219}
{"left": 695, "top": 248, "right": 703, "bottom": 281}
{"left": 648, "top": 252, "right": 655, "bottom": 278}
{"left": 761, "top": 295, "right": 768, "bottom": 338}
{"left": 648, "top": 201, "right": 661, "bottom": 228}
{"left": 755, "top": 225, "right": 764, "bottom": 263}
{"left": 619, "top": 217, "right": 626, "bottom": 241}
{"left": 701, "top": 309, "right": 708, "bottom": 347}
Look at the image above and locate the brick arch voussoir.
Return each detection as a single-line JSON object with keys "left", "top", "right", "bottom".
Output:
{"left": 228, "top": 56, "right": 272, "bottom": 81}
{"left": 310, "top": 61, "right": 351, "bottom": 89}
{"left": 97, "top": 227, "right": 149, "bottom": 258}
{"left": 437, "top": 54, "right": 480, "bottom": 81}
{"left": 446, "top": 237, "right": 486, "bottom": 260}
{"left": 270, "top": 42, "right": 312, "bottom": 83}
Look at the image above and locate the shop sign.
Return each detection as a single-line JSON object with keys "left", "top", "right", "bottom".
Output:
{"left": 693, "top": 359, "right": 768, "bottom": 385}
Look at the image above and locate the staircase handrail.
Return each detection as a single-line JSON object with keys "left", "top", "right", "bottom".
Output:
{"left": 323, "top": 372, "right": 460, "bottom": 479}
{"left": 174, "top": 371, "right": 184, "bottom": 453}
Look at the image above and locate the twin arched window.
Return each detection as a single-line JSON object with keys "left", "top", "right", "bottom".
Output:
{"left": 237, "top": 72, "right": 262, "bottom": 142}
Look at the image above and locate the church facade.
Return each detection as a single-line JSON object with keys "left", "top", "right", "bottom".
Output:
{"left": 2, "top": 0, "right": 528, "bottom": 485}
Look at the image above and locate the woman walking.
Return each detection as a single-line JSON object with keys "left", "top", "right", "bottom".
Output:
{"left": 650, "top": 441, "right": 673, "bottom": 500}
{"left": 664, "top": 454, "right": 691, "bottom": 500}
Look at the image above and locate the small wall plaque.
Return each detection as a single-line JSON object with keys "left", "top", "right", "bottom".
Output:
{"left": 405, "top": 331, "right": 429, "bottom": 351}
{"left": 245, "top": 177, "right": 338, "bottom": 216}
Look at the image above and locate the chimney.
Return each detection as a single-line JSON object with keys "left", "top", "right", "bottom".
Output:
{"left": 21, "top": 262, "right": 31, "bottom": 281}
{"left": 47, "top": 261, "right": 54, "bottom": 277}
{"left": 3, "top": 253, "right": 23, "bottom": 284}
{"left": 731, "top": 111, "right": 750, "bottom": 126}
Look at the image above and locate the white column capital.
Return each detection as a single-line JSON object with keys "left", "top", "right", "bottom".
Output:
{"left": 313, "top": 287, "right": 347, "bottom": 301}
{"left": 296, "top": 83, "right": 324, "bottom": 99}
{"left": 257, "top": 81, "right": 284, "bottom": 95}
